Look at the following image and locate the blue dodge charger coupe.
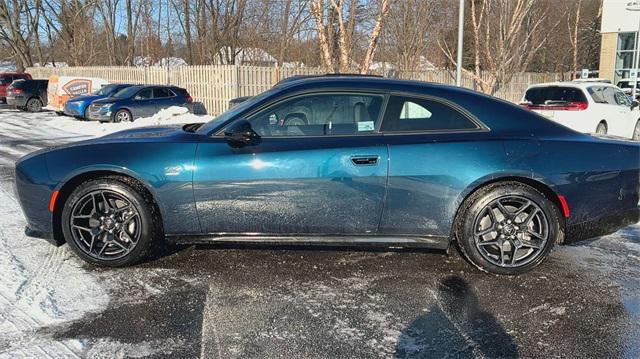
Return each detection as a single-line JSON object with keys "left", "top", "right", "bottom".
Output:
{"left": 15, "top": 76, "right": 640, "bottom": 274}
{"left": 63, "top": 83, "right": 133, "bottom": 119}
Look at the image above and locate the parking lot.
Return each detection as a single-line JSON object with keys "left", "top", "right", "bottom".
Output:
{"left": 1, "top": 106, "right": 639, "bottom": 358}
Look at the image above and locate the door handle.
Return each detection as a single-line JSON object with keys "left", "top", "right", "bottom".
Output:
{"left": 351, "top": 155, "right": 379, "bottom": 166}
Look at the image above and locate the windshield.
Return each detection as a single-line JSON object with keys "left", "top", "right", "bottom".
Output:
{"left": 112, "top": 86, "right": 141, "bottom": 99}
{"left": 196, "top": 87, "right": 279, "bottom": 134}
{"left": 94, "top": 84, "right": 123, "bottom": 96}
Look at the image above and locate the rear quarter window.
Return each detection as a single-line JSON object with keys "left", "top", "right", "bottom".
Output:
{"left": 381, "top": 96, "right": 478, "bottom": 132}
{"left": 524, "top": 86, "right": 587, "bottom": 105}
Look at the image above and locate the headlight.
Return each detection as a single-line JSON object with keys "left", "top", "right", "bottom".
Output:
{"left": 101, "top": 103, "right": 114, "bottom": 110}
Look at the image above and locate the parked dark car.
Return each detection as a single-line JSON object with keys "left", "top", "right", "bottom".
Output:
{"left": 6, "top": 79, "right": 48, "bottom": 112}
{"left": 64, "top": 83, "right": 134, "bottom": 119}
{"left": 86, "top": 85, "right": 193, "bottom": 122}
{"left": 14, "top": 76, "right": 640, "bottom": 274}
{"left": 0, "top": 72, "right": 32, "bottom": 103}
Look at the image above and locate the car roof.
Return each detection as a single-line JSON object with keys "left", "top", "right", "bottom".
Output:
{"left": 526, "top": 81, "right": 619, "bottom": 90}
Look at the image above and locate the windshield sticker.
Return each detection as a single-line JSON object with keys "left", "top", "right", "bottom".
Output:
{"left": 358, "top": 121, "right": 375, "bottom": 131}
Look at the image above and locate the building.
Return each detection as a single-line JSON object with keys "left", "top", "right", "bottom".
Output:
{"left": 600, "top": 0, "right": 640, "bottom": 85}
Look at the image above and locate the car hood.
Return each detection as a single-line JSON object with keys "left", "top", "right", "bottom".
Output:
{"left": 91, "top": 97, "right": 120, "bottom": 105}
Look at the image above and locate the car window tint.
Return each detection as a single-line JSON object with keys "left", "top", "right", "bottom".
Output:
{"left": 381, "top": 96, "right": 477, "bottom": 132}
{"left": 524, "top": 86, "right": 587, "bottom": 105}
{"left": 135, "top": 88, "right": 153, "bottom": 100}
{"left": 153, "top": 87, "right": 171, "bottom": 98}
{"left": 246, "top": 93, "right": 384, "bottom": 137}
{"left": 588, "top": 86, "right": 608, "bottom": 104}
{"left": 614, "top": 88, "right": 631, "bottom": 106}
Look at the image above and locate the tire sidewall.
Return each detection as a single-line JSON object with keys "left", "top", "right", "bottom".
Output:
{"left": 61, "top": 179, "right": 155, "bottom": 267}
{"left": 114, "top": 109, "right": 132, "bottom": 123}
{"left": 27, "top": 98, "right": 42, "bottom": 112}
{"left": 457, "top": 183, "right": 561, "bottom": 275}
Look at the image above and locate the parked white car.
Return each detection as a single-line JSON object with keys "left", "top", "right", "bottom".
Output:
{"left": 521, "top": 82, "right": 640, "bottom": 140}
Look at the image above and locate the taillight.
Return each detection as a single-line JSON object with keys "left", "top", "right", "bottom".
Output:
{"left": 186, "top": 95, "right": 193, "bottom": 104}
{"left": 521, "top": 102, "right": 588, "bottom": 111}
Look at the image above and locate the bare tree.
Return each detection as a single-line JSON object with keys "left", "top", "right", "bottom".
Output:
{"left": 440, "top": 0, "right": 560, "bottom": 94}
{"left": 0, "top": 0, "right": 42, "bottom": 71}
{"left": 567, "top": 0, "right": 582, "bottom": 77}
{"left": 311, "top": 0, "right": 390, "bottom": 73}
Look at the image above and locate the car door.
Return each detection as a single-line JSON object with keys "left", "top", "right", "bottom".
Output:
{"left": 377, "top": 95, "right": 500, "bottom": 238}
{"left": 152, "top": 87, "right": 175, "bottom": 113}
{"left": 609, "top": 87, "right": 638, "bottom": 138}
{"left": 596, "top": 86, "right": 632, "bottom": 137}
{"left": 131, "top": 87, "right": 154, "bottom": 118}
{"left": 193, "top": 91, "right": 389, "bottom": 235}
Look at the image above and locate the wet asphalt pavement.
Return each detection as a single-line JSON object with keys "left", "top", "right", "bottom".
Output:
{"left": 1, "top": 105, "right": 640, "bottom": 358}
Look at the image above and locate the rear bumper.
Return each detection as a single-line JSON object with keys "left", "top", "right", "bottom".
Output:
{"left": 564, "top": 207, "right": 640, "bottom": 244}
{"left": 6, "top": 96, "right": 27, "bottom": 107}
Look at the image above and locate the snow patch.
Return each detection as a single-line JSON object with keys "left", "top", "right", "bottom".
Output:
{"left": 45, "top": 106, "right": 214, "bottom": 137}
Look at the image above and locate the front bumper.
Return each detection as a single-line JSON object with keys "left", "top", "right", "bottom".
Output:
{"left": 25, "top": 226, "right": 64, "bottom": 246}
{"left": 63, "top": 102, "right": 84, "bottom": 117}
{"left": 86, "top": 106, "right": 113, "bottom": 122}
{"left": 564, "top": 207, "right": 640, "bottom": 244}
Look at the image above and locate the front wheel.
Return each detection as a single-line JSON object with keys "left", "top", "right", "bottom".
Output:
{"left": 113, "top": 109, "right": 132, "bottom": 123}
{"left": 61, "top": 177, "right": 158, "bottom": 266}
{"left": 456, "top": 182, "right": 561, "bottom": 275}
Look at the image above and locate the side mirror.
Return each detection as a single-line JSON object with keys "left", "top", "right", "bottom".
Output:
{"left": 224, "top": 119, "right": 261, "bottom": 148}
{"left": 632, "top": 100, "right": 639, "bottom": 110}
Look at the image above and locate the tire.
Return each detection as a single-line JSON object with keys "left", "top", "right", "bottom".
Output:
{"left": 55, "top": 111, "right": 65, "bottom": 116}
{"left": 633, "top": 120, "right": 640, "bottom": 141}
{"left": 596, "top": 122, "right": 607, "bottom": 135}
{"left": 455, "top": 182, "right": 561, "bottom": 275}
{"left": 113, "top": 109, "right": 132, "bottom": 123}
{"left": 26, "top": 98, "right": 42, "bottom": 112}
{"left": 61, "top": 177, "right": 160, "bottom": 267}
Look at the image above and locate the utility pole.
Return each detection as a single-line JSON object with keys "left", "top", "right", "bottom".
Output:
{"left": 456, "top": 0, "right": 465, "bottom": 87}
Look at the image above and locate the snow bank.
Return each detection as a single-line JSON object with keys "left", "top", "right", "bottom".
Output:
{"left": 45, "top": 106, "right": 214, "bottom": 137}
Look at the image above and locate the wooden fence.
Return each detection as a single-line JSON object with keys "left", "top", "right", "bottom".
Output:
{"left": 26, "top": 65, "right": 569, "bottom": 116}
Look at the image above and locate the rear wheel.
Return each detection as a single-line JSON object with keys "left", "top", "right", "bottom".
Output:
{"left": 633, "top": 120, "right": 640, "bottom": 141}
{"left": 596, "top": 121, "right": 607, "bottom": 135}
{"left": 26, "top": 98, "right": 42, "bottom": 112}
{"left": 114, "top": 109, "right": 132, "bottom": 123}
{"left": 61, "top": 177, "right": 158, "bottom": 266}
{"left": 456, "top": 182, "right": 561, "bottom": 275}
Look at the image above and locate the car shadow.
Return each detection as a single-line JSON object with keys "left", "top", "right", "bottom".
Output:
{"left": 395, "top": 275, "right": 518, "bottom": 358}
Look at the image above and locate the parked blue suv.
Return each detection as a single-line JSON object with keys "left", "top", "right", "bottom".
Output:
{"left": 63, "top": 83, "right": 133, "bottom": 119}
{"left": 86, "top": 85, "right": 193, "bottom": 122}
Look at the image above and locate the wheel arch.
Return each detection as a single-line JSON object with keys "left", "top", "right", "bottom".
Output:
{"left": 451, "top": 176, "right": 567, "bottom": 244}
{"left": 52, "top": 169, "right": 164, "bottom": 245}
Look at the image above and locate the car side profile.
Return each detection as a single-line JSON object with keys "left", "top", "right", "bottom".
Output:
{"left": 0, "top": 72, "right": 32, "bottom": 103}
{"left": 63, "top": 83, "right": 133, "bottom": 119}
{"left": 86, "top": 85, "right": 192, "bottom": 122}
{"left": 15, "top": 76, "right": 640, "bottom": 275}
{"left": 521, "top": 82, "right": 640, "bottom": 140}
{"left": 6, "top": 79, "right": 48, "bottom": 112}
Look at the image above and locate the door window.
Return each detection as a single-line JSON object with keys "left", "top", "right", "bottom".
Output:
{"left": 381, "top": 96, "right": 478, "bottom": 132}
{"left": 153, "top": 87, "right": 172, "bottom": 98}
{"left": 245, "top": 93, "right": 384, "bottom": 137}
{"left": 134, "top": 88, "right": 152, "bottom": 100}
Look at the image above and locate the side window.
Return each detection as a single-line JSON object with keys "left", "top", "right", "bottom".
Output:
{"left": 601, "top": 87, "right": 618, "bottom": 105}
{"left": 246, "top": 93, "right": 384, "bottom": 137}
{"left": 588, "top": 86, "right": 608, "bottom": 104}
{"left": 614, "top": 89, "right": 631, "bottom": 106}
{"left": 381, "top": 96, "right": 478, "bottom": 132}
{"left": 134, "top": 88, "right": 152, "bottom": 100}
{"left": 153, "top": 87, "right": 171, "bottom": 98}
